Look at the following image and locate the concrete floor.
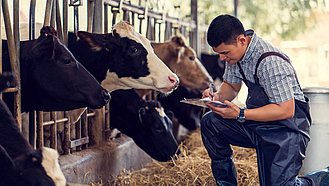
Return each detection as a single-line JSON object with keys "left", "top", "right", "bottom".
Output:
{"left": 60, "top": 134, "right": 153, "bottom": 185}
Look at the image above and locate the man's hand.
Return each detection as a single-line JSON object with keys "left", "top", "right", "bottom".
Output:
{"left": 206, "top": 100, "right": 240, "bottom": 119}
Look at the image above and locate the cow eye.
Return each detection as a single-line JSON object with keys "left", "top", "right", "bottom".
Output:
{"left": 189, "top": 56, "right": 195, "bottom": 61}
{"left": 129, "top": 47, "right": 138, "bottom": 53}
{"left": 63, "top": 59, "right": 71, "bottom": 65}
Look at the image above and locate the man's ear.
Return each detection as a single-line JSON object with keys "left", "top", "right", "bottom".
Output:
{"left": 237, "top": 34, "right": 248, "bottom": 45}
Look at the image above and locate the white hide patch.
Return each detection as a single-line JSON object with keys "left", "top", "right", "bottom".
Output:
{"left": 155, "top": 107, "right": 166, "bottom": 117}
{"left": 41, "top": 147, "right": 66, "bottom": 186}
{"left": 110, "top": 22, "right": 179, "bottom": 93}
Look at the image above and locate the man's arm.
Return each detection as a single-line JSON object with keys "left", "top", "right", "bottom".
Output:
{"left": 207, "top": 97, "right": 295, "bottom": 122}
{"left": 244, "top": 98, "right": 295, "bottom": 121}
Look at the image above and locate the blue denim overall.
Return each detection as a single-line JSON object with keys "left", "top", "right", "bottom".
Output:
{"left": 201, "top": 52, "right": 313, "bottom": 186}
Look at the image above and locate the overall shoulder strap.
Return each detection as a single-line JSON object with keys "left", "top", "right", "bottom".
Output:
{"left": 254, "top": 52, "right": 290, "bottom": 85}
{"left": 237, "top": 62, "right": 247, "bottom": 80}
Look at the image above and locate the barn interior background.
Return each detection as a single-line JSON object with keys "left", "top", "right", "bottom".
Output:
{"left": 1, "top": 0, "right": 329, "bottom": 185}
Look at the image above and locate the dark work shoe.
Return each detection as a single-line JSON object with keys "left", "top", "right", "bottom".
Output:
{"left": 300, "top": 166, "right": 329, "bottom": 186}
{"left": 212, "top": 157, "right": 238, "bottom": 186}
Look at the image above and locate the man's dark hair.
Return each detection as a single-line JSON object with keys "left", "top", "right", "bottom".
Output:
{"left": 207, "top": 14, "right": 245, "bottom": 47}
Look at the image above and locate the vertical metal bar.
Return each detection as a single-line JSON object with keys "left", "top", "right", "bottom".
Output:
{"left": 87, "top": 0, "right": 94, "bottom": 32}
{"left": 63, "top": 111, "right": 70, "bottom": 154}
{"left": 131, "top": 12, "right": 135, "bottom": 26}
{"left": 164, "top": 21, "right": 172, "bottom": 41}
{"left": 29, "top": 111, "right": 36, "bottom": 148}
{"left": 2, "top": 0, "right": 21, "bottom": 129}
{"left": 36, "top": 112, "right": 44, "bottom": 148}
{"left": 138, "top": 18, "right": 143, "bottom": 34}
{"left": 181, "top": 26, "right": 186, "bottom": 37}
{"left": 104, "top": 5, "right": 108, "bottom": 33}
{"left": 73, "top": 6, "right": 79, "bottom": 32}
{"left": 92, "top": 0, "right": 103, "bottom": 33}
{"left": 146, "top": 17, "right": 151, "bottom": 39}
{"left": 13, "top": 0, "right": 19, "bottom": 54}
{"left": 158, "top": 22, "right": 161, "bottom": 42}
{"left": 63, "top": 0, "right": 68, "bottom": 45}
{"left": 50, "top": 112, "right": 57, "bottom": 149}
{"left": 50, "top": 0, "right": 56, "bottom": 28}
{"left": 111, "top": 7, "right": 118, "bottom": 26}
{"left": 234, "top": 0, "right": 238, "bottom": 17}
{"left": 123, "top": 10, "right": 129, "bottom": 22}
{"left": 55, "top": 0, "right": 64, "bottom": 42}
{"left": 81, "top": 110, "right": 88, "bottom": 149}
{"left": 29, "top": 0, "right": 36, "bottom": 40}
{"left": 191, "top": 0, "right": 199, "bottom": 56}
{"left": 28, "top": 0, "right": 36, "bottom": 147}
{"left": 76, "top": 120, "right": 81, "bottom": 151}
{"left": 44, "top": 0, "right": 54, "bottom": 26}
{"left": 13, "top": 0, "right": 21, "bottom": 130}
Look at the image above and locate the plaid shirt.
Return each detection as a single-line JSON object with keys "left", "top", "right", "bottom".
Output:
{"left": 223, "top": 30, "right": 305, "bottom": 104}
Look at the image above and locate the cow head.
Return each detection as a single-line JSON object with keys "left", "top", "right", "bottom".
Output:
{"left": 21, "top": 26, "right": 110, "bottom": 111}
{"left": 152, "top": 35, "right": 213, "bottom": 91}
{"left": 110, "top": 89, "right": 179, "bottom": 162}
{"left": 136, "top": 100, "right": 180, "bottom": 161}
{"left": 0, "top": 145, "right": 66, "bottom": 186}
{"left": 73, "top": 21, "right": 179, "bottom": 94}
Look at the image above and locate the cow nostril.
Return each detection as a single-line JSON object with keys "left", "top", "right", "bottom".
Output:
{"left": 168, "top": 76, "right": 179, "bottom": 86}
{"left": 168, "top": 76, "right": 176, "bottom": 84}
{"left": 103, "top": 90, "right": 111, "bottom": 100}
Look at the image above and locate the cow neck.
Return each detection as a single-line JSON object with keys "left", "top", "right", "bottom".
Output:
{"left": 19, "top": 41, "right": 37, "bottom": 112}
{"left": 0, "top": 100, "right": 33, "bottom": 159}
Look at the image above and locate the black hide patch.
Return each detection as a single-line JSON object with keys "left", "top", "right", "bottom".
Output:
{"left": 107, "top": 36, "right": 150, "bottom": 79}
{"left": 68, "top": 32, "right": 150, "bottom": 83}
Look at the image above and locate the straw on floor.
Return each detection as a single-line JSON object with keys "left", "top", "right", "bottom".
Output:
{"left": 100, "top": 129, "right": 259, "bottom": 186}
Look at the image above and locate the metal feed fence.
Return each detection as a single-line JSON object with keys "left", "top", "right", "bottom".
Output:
{"left": 1, "top": 0, "right": 208, "bottom": 156}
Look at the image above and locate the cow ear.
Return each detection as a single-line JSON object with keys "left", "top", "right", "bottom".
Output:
{"left": 77, "top": 31, "right": 108, "bottom": 52}
{"left": 32, "top": 29, "right": 56, "bottom": 60}
{"left": 171, "top": 35, "right": 186, "bottom": 47}
{"left": 0, "top": 145, "right": 14, "bottom": 173}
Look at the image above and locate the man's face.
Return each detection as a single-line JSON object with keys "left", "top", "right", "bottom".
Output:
{"left": 212, "top": 35, "right": 248, "bottom": 65}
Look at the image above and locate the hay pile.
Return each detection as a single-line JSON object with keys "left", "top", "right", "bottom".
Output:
{"left": 103, "top": 129, "right": 259, "bottom": 186}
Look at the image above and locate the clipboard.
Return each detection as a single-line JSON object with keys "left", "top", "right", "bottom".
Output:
{"left": 180, "top": 97, "right": 226, "bottom": 108}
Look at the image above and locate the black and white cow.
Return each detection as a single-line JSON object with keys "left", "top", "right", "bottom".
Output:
{"left": 0, "top": 73, "right": 66, "bottom": 186}
{"left": 110, "top": 89, "right": 179, "bottom": 162}
{"left": 157, "top": 85, "right": 204, "bottom": 131}
{"left": 68, "top": 21, "right": 179, "bottom": 93}
{"left": 2, "top": 26, "right": 110, "bottom": 112}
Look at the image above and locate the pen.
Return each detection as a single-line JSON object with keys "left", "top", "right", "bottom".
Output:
{"left": 210, "top": 83, "right": 214, "bottom": 101}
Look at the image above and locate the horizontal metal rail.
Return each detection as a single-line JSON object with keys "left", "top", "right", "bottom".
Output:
{"left": 104, "top": 0, "right": 196, "bottom": 29}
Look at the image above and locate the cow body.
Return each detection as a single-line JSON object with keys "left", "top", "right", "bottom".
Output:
{"left": 0, "top": 73, "right": 66, "bottom": 186}
{"left": 110, "top": 89, "right": 179, "bottom": 162}
{"left": 68, "top": 21, "right": 179, "bottom": 93}
{"left": 2, "top": 26, "right": 110, "bottom": 112}
{"left": 158, "top": 86, "right": 204, "bottom": 131}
